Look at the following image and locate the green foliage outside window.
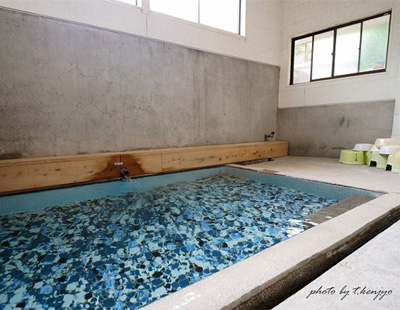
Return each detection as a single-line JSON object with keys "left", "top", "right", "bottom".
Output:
{"left": 360, "top": 23, "right": 389, "bottom": 72}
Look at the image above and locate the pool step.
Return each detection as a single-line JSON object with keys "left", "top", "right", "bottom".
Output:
{"left": 304, "top": 195, "right": 376, "bottom": 224}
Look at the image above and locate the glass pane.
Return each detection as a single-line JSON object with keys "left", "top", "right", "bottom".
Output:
{"left": 150, "top": 0, "right": 198, "bottom": 23}
{"left": 293, "top": 37, "right": 312, "bottom": 84}
{"left": 334, "top": 24, "right": 361, "bottom": 76}
{"left": 312, "top": 31, "right": 334, "bottom": 80}
{"left": 359, "top": 15, "right": 390, "bottom": 72}
{"left": 200, "top": 0, "right": 240, "bottom": 34}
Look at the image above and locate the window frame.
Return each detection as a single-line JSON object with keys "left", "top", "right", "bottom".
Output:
{"left": 149, "top": 0, "right": 245, "bottom": 36}
{"left": 105, "top": 0, "right": 142, "bottom": 8}
{"left": 290, "top": 11, "right": 391, "bottom": 85}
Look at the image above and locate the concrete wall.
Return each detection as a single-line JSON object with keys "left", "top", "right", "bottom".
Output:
{"left": 3, "top": 1, "right": 398, "bottom": 160}
{"left": 0, "top": 0, "right": 282, "bottom": 66}
{"left": 0, "top": 8, "right": 279, "bottom": 159}
{"left": 278, "top": 101, "right": 395, "bottom": 157}
{"left": 279, "top": 0, "right": 400, "bottom": 152}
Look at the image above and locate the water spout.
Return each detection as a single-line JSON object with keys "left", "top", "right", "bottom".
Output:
{"left": 120, "top": 167, "right": 131, "bottom": 182}
{"left": 264, "top": 131, "right": 275, "bottom": 141}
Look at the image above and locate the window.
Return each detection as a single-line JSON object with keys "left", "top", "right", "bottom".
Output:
{"left": 150, "top": 0, "right": 245, "bottom": 35}
{"left": 312, "top": 31, "right": 334, "bottom": 80}
{"left": 115, "top": 0, "right": 142, "bottom": 6}
{"left": 290, "top": 11, "right": 391, "bottom": 84}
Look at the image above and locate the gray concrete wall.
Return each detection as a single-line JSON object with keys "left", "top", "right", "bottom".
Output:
{"left": 277, "top": 101, "right": 395, "bottom": 158}
{"left": 0, "top": 8, "right": 279, "bottom": 159}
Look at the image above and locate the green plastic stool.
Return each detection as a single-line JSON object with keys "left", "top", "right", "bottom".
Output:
{"left": 364, "top": 151, "right": 372, "bottom": 165}
{"left": 369, "top": 151, "right": 388, "bottom": 169}
{"left": 339, "top": 150, "right": 365, "bottom": 165}
{"left": 386, "top": 151, "right": 400, "bottom": 173}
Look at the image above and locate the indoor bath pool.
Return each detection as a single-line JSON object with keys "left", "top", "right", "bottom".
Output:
{"left": 0, "top": 167, "right": 379, "bottom": 309}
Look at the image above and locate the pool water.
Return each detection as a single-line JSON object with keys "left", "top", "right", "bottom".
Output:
{"left": 0, "top": 172, "right": 341, "bottom": 310}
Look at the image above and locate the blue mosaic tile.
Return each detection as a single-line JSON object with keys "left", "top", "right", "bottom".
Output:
{"left": 0, "top": 173, "right": 337, "bottom": 309}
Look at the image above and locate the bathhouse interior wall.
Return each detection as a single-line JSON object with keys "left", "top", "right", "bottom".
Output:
{"left": 0, "top": 7, "right": 279, "bottom": 159}
{"left": 1, "top": 0, "right": 400, "bottom": 159}
{"left": 278, "top": 0, "right": 400, "bottom": 156}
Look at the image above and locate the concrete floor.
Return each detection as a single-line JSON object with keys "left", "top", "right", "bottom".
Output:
{"left": 273, "top": 219, "right": 399, "bottom": 310}
{"left": 244, "top": 156, "right": 400, "bottom": 194}
{"left": 244, "top": 156, "right": 400, "bottom": 310}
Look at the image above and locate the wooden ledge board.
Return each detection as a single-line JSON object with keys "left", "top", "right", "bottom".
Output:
{"left": 0, "top": 141, "right": 288, "bottom": 194}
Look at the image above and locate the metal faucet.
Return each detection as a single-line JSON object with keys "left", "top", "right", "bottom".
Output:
{"left": 264, "top": 131, "right": 275, "bottom": 141}
{"left": 120, "top": 167, "right": 131, "bottom": 182}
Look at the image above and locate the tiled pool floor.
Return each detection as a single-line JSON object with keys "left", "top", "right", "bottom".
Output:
{"left": 0, "top": 174, "right": 338, "bottom": 310}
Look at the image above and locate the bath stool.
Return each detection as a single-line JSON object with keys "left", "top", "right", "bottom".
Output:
{"left": 369, "top": 151, "right": 388, "bottom": 169}
{"left": 339, "top": 150, "right": 365, "bottom": 165}
{"left": 386, "top": 150, "right": 400, "bottom": 173}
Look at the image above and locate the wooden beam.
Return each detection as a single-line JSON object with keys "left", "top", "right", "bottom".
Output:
{"left": 160, "top": 142, "right": 288, "bottom": 172}
{"left": 0, "top": 141, "right": 288, "bottom": 194}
